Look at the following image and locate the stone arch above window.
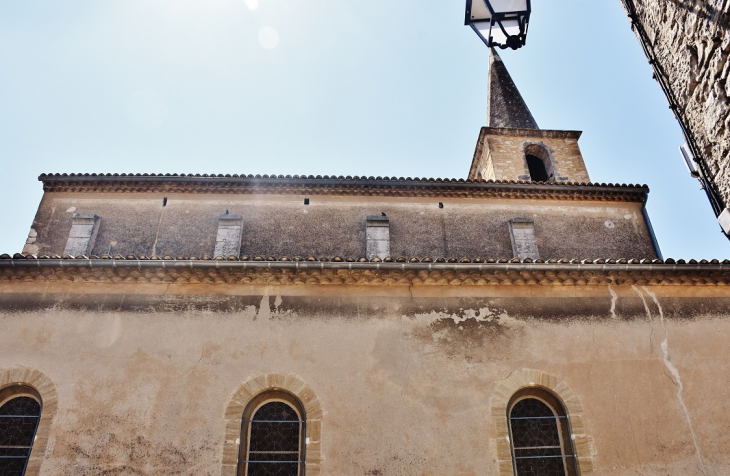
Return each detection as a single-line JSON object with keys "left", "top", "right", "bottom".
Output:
{"left": 0, "top": 368, "right": 58, "bottom": 476}
{"left": 222, "top": 374, "right": 324, "bottom": 476}
{"left": 491, "top": 369, "right": 594, "bottom": 476}
{"left": 522, "top": 143, "right": 557, "bottom": 183}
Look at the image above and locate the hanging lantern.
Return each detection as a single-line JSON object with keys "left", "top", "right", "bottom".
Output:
{"left": 465, "top": 0, "right": 531, "bottom": 50}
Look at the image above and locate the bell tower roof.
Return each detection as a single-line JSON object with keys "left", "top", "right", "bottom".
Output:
{"left": 487, "top": 48, "right": 538, "bottom": 129}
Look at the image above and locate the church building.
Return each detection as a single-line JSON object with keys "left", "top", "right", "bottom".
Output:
{"left": 1, "top": 49, "right": 729, "bottom": 476}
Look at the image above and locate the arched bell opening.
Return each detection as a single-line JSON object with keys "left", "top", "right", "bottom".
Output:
{"left": 523, "top": 144, "right": 556, "bottom": 183}
{"left": 526, "top": 155, "right": 548, "bottom": 182}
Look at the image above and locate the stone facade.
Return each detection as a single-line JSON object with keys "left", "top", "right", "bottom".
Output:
{"left": 621, "top": 0, "right": 730, "bottom": 217}
{"left": 1, "top": 44, "right": 725, "bottom": 476}
{"left": 1, "top": 154, "right": 725, "bottom": 475}
{"left": 19, "top": 185, "right": 657, "bottom": 262}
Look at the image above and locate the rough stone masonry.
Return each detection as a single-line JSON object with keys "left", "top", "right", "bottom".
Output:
{"left": 622, "top": 0, "right": 730, "bottom": 213}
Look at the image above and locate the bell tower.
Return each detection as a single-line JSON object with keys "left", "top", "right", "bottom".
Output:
{"left": 468, "top": 49, "right": 591, "bottom": 184}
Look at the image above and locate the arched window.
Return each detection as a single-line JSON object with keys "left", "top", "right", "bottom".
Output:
{"left": 526, "top": 155, "right": 548, "bottom": 182}
{"left": 0, "top": 386, "right": 42, "bottom": 476}
{"left": 508, "top": 388, "right": 578, "bottom": 476}
{"left": 238, "top": 390, "right": 306, "bottom": 476}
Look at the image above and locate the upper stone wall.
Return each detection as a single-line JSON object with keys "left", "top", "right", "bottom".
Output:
{"left": 22, "top": 190, "right": 658, "bottom": 260}
{"left": 624, "top": 0, "right": 730, "bottom": 208}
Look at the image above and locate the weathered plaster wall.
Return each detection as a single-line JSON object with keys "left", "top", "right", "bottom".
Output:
{"left": 23, "top": 193, "right": 657, "bottom": 260}
{"left": 0, "top": 283, "right": 728, "bottom": 475}
{"left": 625, "top": 0, "right": 730, "bottom": 207}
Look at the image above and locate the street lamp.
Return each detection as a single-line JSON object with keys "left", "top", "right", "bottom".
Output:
{"left": 465, "top": 0, "right": 531, "bottom": 50}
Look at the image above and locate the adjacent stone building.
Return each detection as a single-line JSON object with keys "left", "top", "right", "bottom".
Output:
{"left": 1, "top": 49, "right": 729, "bottom": 475}
{"left": 620, "top": 0, "right": 730, "bottom": 234}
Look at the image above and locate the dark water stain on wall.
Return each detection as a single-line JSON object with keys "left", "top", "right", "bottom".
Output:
{"left": 412, "top": 310, "right": 521, "bottom": 363}
{"left": 57, "top": 413, "right": 218, "bottom": 475}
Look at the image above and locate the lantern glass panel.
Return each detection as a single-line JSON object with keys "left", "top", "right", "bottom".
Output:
{"left": 490, "top": 18, "right": 521, "bottom": 46}
{"left": 468, "top": 0, "right": 492, "bottom": 21}
{"left": 472, "top": 21, "right": 493, "bottom": 44}
{"left": 488, "top": 0, "right": 528, "bottom": 14}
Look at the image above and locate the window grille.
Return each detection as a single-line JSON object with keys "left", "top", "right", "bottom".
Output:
{"left": 239, "top": 393, "right": 306, "bottom": 476}
{"left": 0, "top": 392, "right": 41, "bottom": 476}
{"left": 508, "top": 390, "right": 578, "bottom": 476}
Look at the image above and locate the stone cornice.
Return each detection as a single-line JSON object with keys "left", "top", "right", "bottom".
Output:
{"left": 482, "top": 126, "right": 583, "bottom": 140}
{"left": 38, "top": 173, "right": 648, "bottom": 202}
{"left": 2, "top": 258, "right": 729, "bottom": 286}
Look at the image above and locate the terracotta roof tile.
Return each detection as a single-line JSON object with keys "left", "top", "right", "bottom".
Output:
{"left": 37, "top": 173, "right": 649, "bottom": 201}
{"left": 3, "top": 253, "right": 729, "bottom": 266}
{"left": 38, "top": 171, "right": 647, "bottom": 186}
{"left": 1, "top": 254, "right": 729, "bottom": 287}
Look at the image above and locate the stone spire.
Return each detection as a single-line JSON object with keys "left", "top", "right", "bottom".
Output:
{"left": 487, "top": 48, "right": 538, "bottom": 129}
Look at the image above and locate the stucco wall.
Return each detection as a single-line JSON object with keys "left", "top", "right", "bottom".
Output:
{"left": 0, "top": 282, "right": 728, "bottom": 475}
{"left": 23, "top": 192, "right": 657, "bottom": 260}
{"left": 624, "top": 0, "right": 730, "bottom": 208}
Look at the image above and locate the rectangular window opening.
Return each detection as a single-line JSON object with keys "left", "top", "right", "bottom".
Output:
{"left": 62, "top": 214, "right": 100, "bottom": 257}
{"left": 509, "top": 218, "right": 539, "bottom": 260}
{"left": 214, "top": 213, "right": 243, "bottom": 258}
{"left": 366, "top": 215, "right": 390, "bottom": 260}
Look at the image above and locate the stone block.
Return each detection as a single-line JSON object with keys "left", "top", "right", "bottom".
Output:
{"left": 366, "top": 215, "right": 390, "bottom": 260}
{"left": 265, "top": 373, "right": 286, "bottom": 389}
{"left": 220, "top": 463, "right": 237, "bottom": 476}
{"left": 214, "top": 214, "right": 243, "bottom": 258}
{"left": 498, "top": 459, "right": 514, "bottom": 476}
{"left": 282, "top": 374, "right": 307, "bottom": 396}
{"left": 222, "top": 442, "right": 239, "bottom": 466}
{"left": 509, "top": 219, "right": 539, "bottom": 259}
{"left": 244, "top": 376, "right": 268, "bottom": 395}
{"left": 224, "top": 418, "right": 241, "bottom": 439}
{"left": 305, "top": 441, "right": 322, "bottom": 462}
{"left": 225, "top": 402, "right": 246, "bottom": 419}
{"left": 307, "top": 419, "right": 321, "bottom": 442}
{"left": 62, "top": 214, "right": 100, "bottom": 256}
{"left": 495, "top": 435, "right": 511, "bottom": 455}
{"left": 305, "top": 462, "right": 321, "bottom": 476}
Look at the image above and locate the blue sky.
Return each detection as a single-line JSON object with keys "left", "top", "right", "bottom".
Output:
{"left": 1, "top": 0, "right": 728, "bottom": 258}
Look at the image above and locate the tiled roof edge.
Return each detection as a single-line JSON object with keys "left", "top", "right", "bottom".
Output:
{"left": 1, "top": 254, "right": 728, "bottom": 267}
{"left": 2, "top": 256, "right": 728, "bottom": 286}
{"left": 37, "top": 174, "right": 649, "bottom": 201}
{"left": 38, "top": 173, "right": 644, "bottom": 188}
